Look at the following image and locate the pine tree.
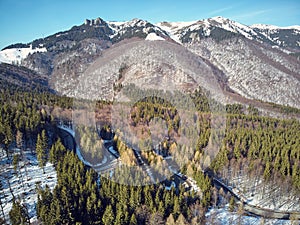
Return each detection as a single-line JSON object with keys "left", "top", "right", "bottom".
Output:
{"left": 12, "top": 154, "right": 20, "bottom": 174}
{"left": 102, "top": 205, "right": 114, "bottom": 225}
{"left": 0, "top": 181, "right": 5, "bottom": 222}
{"left": 9, "top": 199, "right": 29, "bottom": 225}
{"left": 166, "top": 214, "right": 176, "bottom": 225}
{"left": 173, "top": 196, "right": 180, "bottom": 217}
{"left": 114, "top": 204, "right": 126, "bottom": 225}
{"left": 129, "top": 213, "right": 137, "bottom": 225}
{"left": 49, "top": 198, "right": 62, "bottom": 225}
{"left": 3, "top": 123, "right": 13, "bottom": 160}
{"left": 263, "top": 161, "right": 271, "bottom": 181}
{"left": 16, "top": 130, "right": 24, "bottom": 151}
{"left": 229, "top": 197, "right": 235, "bottom": 212}
{"left": 36, "top": 130, "right": 48, "bottom": 172}
{"left": 36, "top": 185, "right": 53, "bottom": 223}
{"left": 49, "top": 139, "right": 66, "bottom": 165}
{"left": 176, "top": 213, "right": 187, "bottom": 225}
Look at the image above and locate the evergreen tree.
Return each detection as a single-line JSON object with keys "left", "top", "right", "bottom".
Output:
{"left": 129, "top": 213, "right": 137, "bottom": 225}
{"left": 0, "top": 181, "right": 5, "bottom": 222}
{"left": 263, "top": 161, "right": 271, "bottom": 181}
{"left": 229, "top": 197, "right": 235, "bottom": 212}
{"left": 166, "top": 214, "right": 176, "bottom": 225}
{"left": 173, "top": 196, "right": 180, "bottom": 217}
{"left": 12, "top": 154, "right": 20, "bottom": 174}
{"left": 9, "top": 199, "right": 29, "bottom": 225}
{"left": 176, "top": 213, "right": 188, "bottom": 225}
{"left": 37, "top": 185, "right": 53, "bottom": 223}
{"left": 49, "top": 138, "right": 67, "bottom": 165}
{"left": 36, "top": 130, "right": 48, "bottom": 172}
{"left": 102, "top": 205, "right": 114, "bottom": 225}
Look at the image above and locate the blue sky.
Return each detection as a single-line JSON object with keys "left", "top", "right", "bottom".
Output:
{"left": 0, "top": 0, "right": 299, "bottom": 49}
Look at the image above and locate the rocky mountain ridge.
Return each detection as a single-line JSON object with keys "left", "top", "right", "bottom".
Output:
{"left": 157, "top": 16, "right": 300, "bottom": 51}
{"left": 0, "top": 16, "right": 299, "bottom": 109}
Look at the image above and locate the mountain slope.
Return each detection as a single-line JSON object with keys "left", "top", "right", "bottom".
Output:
{"left": 157, "top": 16, "right": 300, "bottom": 52}
{"left": 0, "top": 63, "right": 51, "bottom": 91}
{"left": 0, "top": 16, "right": 299, "bottom": 109}
{"left": 186, "top": 38, "right": 300, "bottom": 108}
{"left": 251, "top": 24, "right": 300, "bottom": 51}
{"left": 73, "top": 39, "right": 225, "bottom": 102}
{"left": 108, "top": 18, "right": 170, "bottom": 42}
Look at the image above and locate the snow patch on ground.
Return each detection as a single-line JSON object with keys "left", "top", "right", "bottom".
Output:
{"left": 0, "top": 148, "right": 57, "bottom": 223}
{"left": 206, "top": 205, "right": 293, "bottom": 225}
{"left": 156, "top": 21, "right": 198, "bottom": 33}
{"left": 156, "top": 21, "right": 198, "bottom": 43}
{"left": 145, "top": 33, "right": 165, "bottom": 41}
{"left": 0, "top": 46, "right": 47, "bottom": 64}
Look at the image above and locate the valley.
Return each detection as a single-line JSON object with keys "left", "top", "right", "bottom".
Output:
{"left": 0, "top": 14, "right": 299, "bottom": 225}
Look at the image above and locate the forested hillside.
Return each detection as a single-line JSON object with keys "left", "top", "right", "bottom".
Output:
{"left": 0, "top": 86, "right": 299, "bottom": 224}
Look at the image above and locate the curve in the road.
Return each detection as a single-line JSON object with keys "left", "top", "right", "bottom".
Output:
{"left": 57, "top": 124, "right": 300, "bottom": 221}
{"left": 212, "top": 176, "right": 300, "bottom": 220}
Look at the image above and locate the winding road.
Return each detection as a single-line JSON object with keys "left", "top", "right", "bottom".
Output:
{"left": 57, "top": 124, "right": 121, "bottom": 173}
{"left": 57, "top": 123, "right": 300, "bottom": 221}
{"left": 210, "top": 175, "right": 300, "bottom": 220}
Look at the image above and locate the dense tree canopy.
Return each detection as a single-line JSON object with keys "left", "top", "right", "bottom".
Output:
{"left": 1, "top": 85, "right": 299, "bottom": 224}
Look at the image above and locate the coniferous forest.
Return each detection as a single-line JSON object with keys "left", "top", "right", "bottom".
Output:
{"left": 0, "top": 84, "right": 299, "bottom": 224}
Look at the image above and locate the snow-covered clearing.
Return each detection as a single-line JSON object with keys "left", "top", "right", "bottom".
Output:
{"left": 0, "top": 147, "right": 57, "bottom": 223}
{"left": 0, "top": 46, "right": 47, "bottom": 64}
{"left": 218, "top": 169, "right": 300, "bottom": 212}
{"left": 206, "top": 205, "right": 294, "bottom": 225}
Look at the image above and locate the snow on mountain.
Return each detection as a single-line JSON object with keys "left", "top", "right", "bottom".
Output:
{"left": 157, "top": 16, "right": 260, "bottom": 44}
{"left": 187, "top": 38, "right": 300, "bottom": 108}
{"left": 251, "top": 24, "right": 300, "bottom": 30}
{"left": 156, "top": 21, "right": 199, "bottom": 43}
{"left": 156, "top": 21, "right": 199, "bottom": 33}
{"left": 158, "top": 17, "right": 300, "bottom": 50}
{"left": 145, "top": 33, "right": 165, "bottom": 41}
{"left": 163, "top": 16, "right": 262, "bottom": 43}
{"left": 1, "top": 16, "right": 299, "bottom": 68}
{"left": 250, "top": 23, "right": 300, "bottom": 49}
{"left": 108, "top": 18, "right": 169, "bottom": 41}
{"left": 1, "top": 16, "right": 299, "bottom": 109}
{"left": 207, "top": 16, "right": 258, "bottom": 39}
{"left": 0, "top": 45, "right": 47, "bottom": 64}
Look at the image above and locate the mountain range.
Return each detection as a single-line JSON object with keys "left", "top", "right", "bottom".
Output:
{"left": 0, "top": 16, "right": 299, "bottom": 110}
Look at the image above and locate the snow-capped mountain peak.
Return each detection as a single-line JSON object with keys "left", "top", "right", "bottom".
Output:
{"left": 107, "top": 18, "right": 169, "bottom": 42}
{"left": 205, "top": 16, "right": 258, "bottom": 39}
{"left": 0, "top": 16, "right": 299, "bottom": 109}
{"left": 1, "top": 16, "right": 299, "bottom": 66}
{"left": 209, "top": 16, "right": 230, "bottom": 23}
{"left": 108, "top": 18, "right": 151, "bottom": 31}
{"left": 157, "top": 16, "right": 259, "bottom": 43}
{"left": 156, "top": 20, "right": 199, "bottom": 43}
{"left": 156, "top": 21, "right": 199, "bottom": 32}
{"left": 251, "top": 24, "right": 300, "bottom": 30}
{"left": 156, "top": 17, "right": 299, "bottom": 49}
